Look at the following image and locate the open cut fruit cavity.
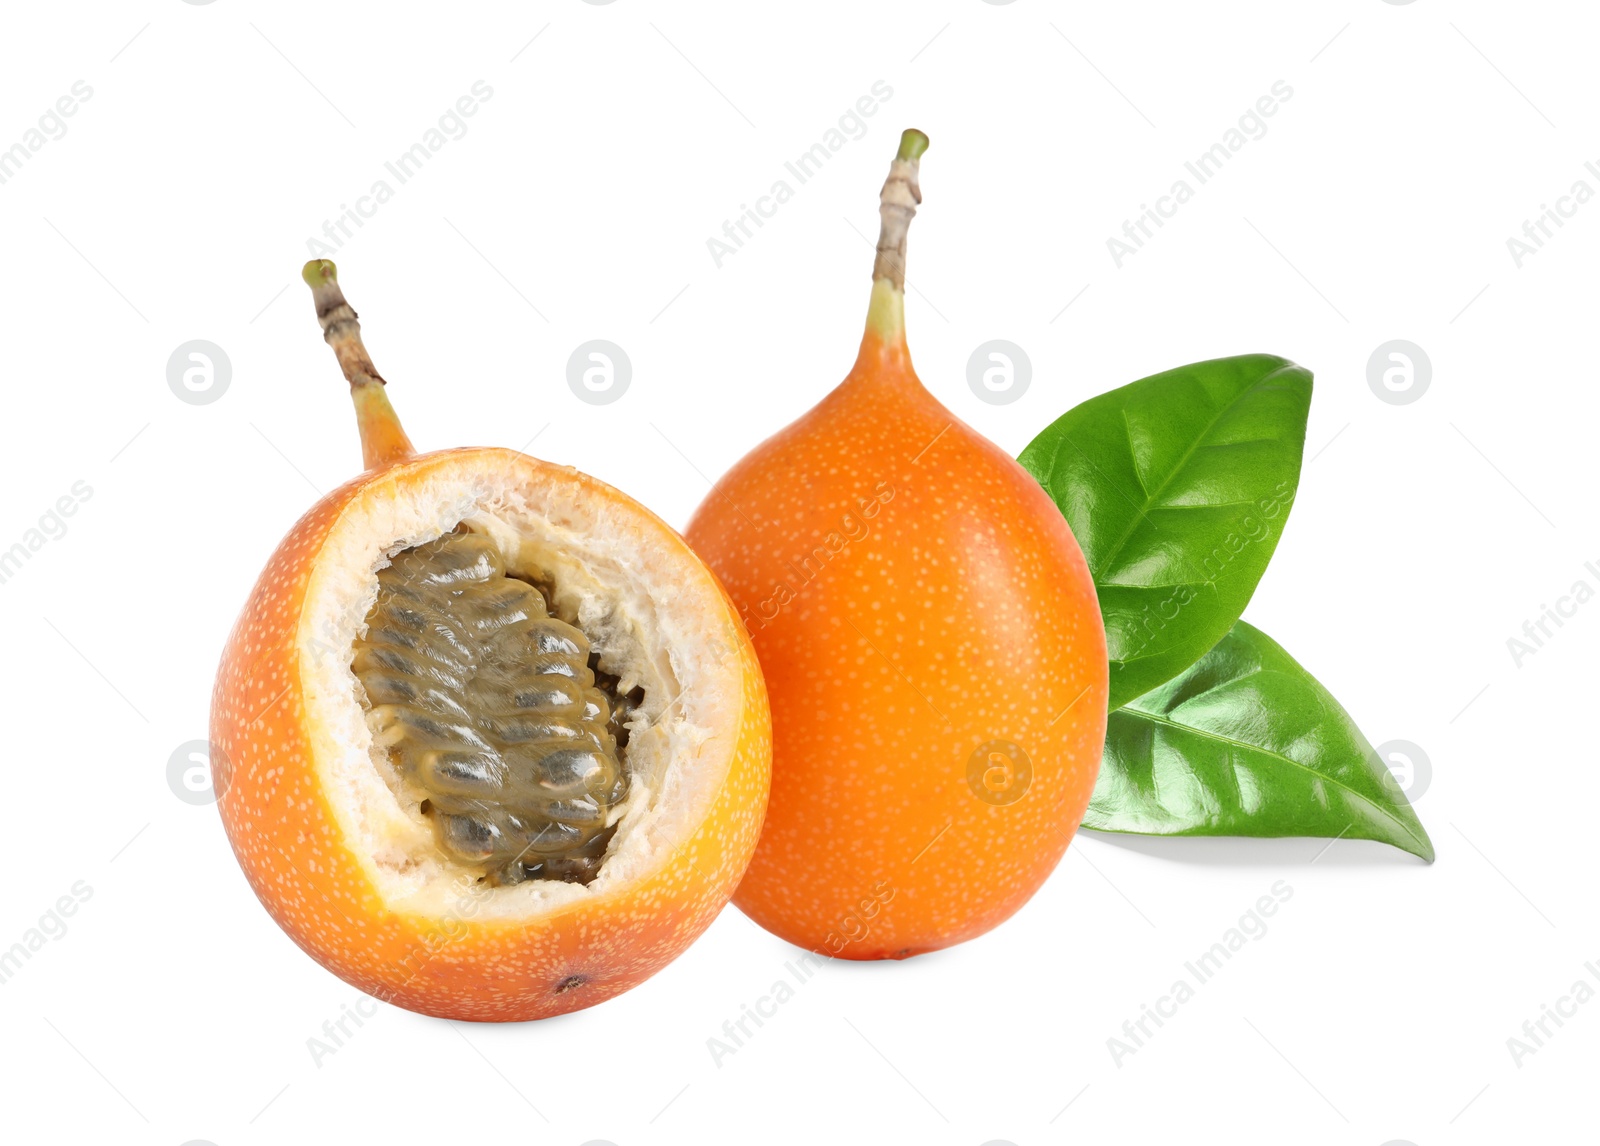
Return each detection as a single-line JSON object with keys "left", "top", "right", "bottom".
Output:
{"left": 354, "top": 527, "right": 637, "bottom": 887}
{"left": 285, "top": 451, "right": 750, "bottom": 921}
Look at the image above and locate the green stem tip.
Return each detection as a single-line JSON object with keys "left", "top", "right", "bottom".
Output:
{"left": 302, "top": 258, "right": 338, "bottom": 288}
{"left": 897, "top": 128, "right": 929, "bottom": 163}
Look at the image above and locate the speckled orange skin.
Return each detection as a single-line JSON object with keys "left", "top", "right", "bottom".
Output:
{"left": 686, "top": 328, "right": 1107, "bottom": 959}
{"left": 212, "top": 447, "right": 771, "bottom": 1021}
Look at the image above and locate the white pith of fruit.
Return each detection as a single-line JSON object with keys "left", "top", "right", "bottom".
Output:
{"left": 295, "top": 450, "right": 739, "bottom": 921}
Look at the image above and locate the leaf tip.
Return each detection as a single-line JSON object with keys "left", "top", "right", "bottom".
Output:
{"left": 1411, "top": 828, "right": 1437, "bottom": 864}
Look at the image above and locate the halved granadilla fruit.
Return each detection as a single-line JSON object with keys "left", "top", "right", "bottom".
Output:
{"left": 210, "top": 261, "right": 770, "bottom": 1021}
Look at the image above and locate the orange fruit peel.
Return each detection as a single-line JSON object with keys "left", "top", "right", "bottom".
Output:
{"left": 687, "top": 131, "right": 1108, "bottom": 958}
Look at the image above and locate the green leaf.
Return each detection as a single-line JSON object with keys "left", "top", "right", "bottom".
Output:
{"left": 1019, "top": 354, "right": 1311, "bottom": 710}
{"left": 1085, "top": 620, "right": 1434, "bottom": 861}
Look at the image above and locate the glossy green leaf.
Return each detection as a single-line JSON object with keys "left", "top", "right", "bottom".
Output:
{"left": 1019, "top": 354, "right": 1311, "bottom": 710}
{"left": 1085, "top": 620, "right": 1434, "bottom": 861}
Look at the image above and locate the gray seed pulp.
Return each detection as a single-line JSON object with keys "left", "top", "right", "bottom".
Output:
{"left": 352, "top": 530, "right": 636, "bottom": 885}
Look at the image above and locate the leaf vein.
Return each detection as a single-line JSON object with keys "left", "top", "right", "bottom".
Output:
{"left": 1125, "top": 706, "right": 1428, "bottom": 852}
{"left": 1091, "top": 376, "right": 1290, "bottom": 577}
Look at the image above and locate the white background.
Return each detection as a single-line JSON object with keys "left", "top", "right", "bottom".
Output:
{"left": 0, "top": 2, "right": 1592, "bottom": 1143}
